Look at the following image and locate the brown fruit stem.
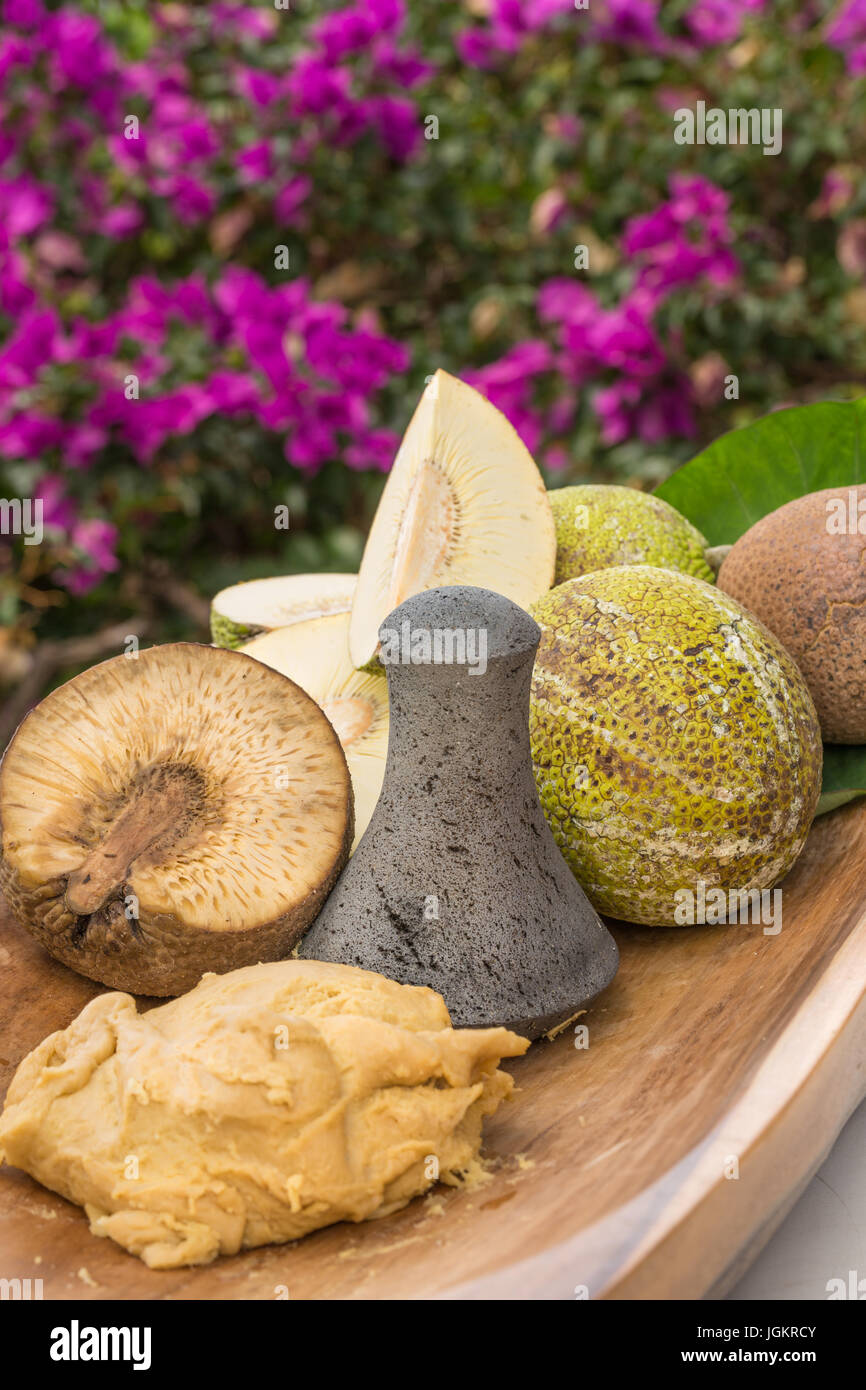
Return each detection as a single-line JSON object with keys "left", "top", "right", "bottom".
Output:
{"left": 705, "top": 544, "right": 733, "bottom": 577}
{"left": 65, "top": 767, "right": 202, "bottom": 916}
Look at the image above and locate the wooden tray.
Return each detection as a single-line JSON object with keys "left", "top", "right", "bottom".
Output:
{"left": 2, "top": 802, "right": 865, "bottom": 1301}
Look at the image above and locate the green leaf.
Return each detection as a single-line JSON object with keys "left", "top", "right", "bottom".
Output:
{"left": 655, "top": 398, "right": 866, "bottom": 545}
{"left": 816, "top": 746, "right": 866, "bottom": 818}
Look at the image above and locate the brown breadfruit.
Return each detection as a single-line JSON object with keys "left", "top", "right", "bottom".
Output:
{"left": 0, "top": 643, "right": 353, "bottom": 994}
{"left": 718, "top": 485, "right": 866, "bottom": 743}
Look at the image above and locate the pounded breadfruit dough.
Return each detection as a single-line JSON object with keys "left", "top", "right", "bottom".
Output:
{"left": 0, "top": 960, "right": 528, "bottom": 1269}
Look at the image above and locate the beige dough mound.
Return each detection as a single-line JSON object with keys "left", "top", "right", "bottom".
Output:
{"left": 0, "top": 960, "right": 528, "bottom": 1270}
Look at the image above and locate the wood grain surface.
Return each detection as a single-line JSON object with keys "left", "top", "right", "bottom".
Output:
{"left": 1, "top": 802, "right": 865, "bottom": 1301}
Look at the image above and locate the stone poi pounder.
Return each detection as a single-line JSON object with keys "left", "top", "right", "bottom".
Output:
{"left": 300, "top": 586, "right": 619, "bottom": 1039}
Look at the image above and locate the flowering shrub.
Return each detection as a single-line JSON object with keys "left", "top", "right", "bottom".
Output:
{"left": 1, "top": 0, "right": 865, "bottom": 670}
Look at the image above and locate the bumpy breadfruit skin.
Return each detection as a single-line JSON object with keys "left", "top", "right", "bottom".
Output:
{"left": 718, "top": 485, "right": 866, "bottom": 743}
{"left": 209, "top": 608, "right": 264, "bottom": 649}
{"left": 530, "top": 566, "right": 823, "bottom": 926}
{"left": 550, "top": 484, "right": 714, "bottom": 586}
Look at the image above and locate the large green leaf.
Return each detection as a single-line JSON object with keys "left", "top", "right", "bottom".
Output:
{"left": 656, "top": 400, "right": 866, "bottom": 818}
{"left": 655, "top": 398, "right": 866, "bottom": 545}
{"left": 816, "top": 746, "right": 866, "bottom": 818}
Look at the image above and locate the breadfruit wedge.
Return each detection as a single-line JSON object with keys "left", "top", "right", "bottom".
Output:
{"left": 242, "top": 614, "right": 388, "bottom": 852}
{"left": 211, "top": 573, "right": 356, "bottom": 649}
{"left": 0, "top": 643, "right": 353, "bottom": 995}
{"left": 349, "top": 370, "right": 556, "bottom": 668}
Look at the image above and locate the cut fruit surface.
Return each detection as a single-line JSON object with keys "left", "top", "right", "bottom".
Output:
{"left": 348, "top": 370, "right": 556, "bottom": 668}
{"left": 242, "top": 614, "right": 388, "bottom": 852}
{"left": 211, "top": 573, "right": 356, "bottom": 649}
{"left": 0, "top": 643, "right": 353, "bottom": 995}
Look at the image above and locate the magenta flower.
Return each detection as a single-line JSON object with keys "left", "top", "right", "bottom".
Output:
{"left": 685, "top": 0, "right": 765, "bottom": 48}
{"left": 234, "top": 67, "right": 283, "bottom": 108}
{"left": 237, "top": 140, "right": 274, "bottom": 184}
{"left": 274, "top": 175, "right": 312, "bottom": 223}
{"left": 211, "top": 4, "right": 277, "bottom": 41}
{"left": 2, "top": 0, "right": 44, "bottom": 29}
{"left": 827, "top": 0, "right": 866, "bottom": 72}
{"left": 35, "top": 475, "right": 76, "bottom": 532}
{"left": 0, "top": 176, "right": 54, "bottom": 237}
{"left": 592, "top": 0, "right": 669, "bottom": 50}
{"left": 64, "top": 518, "right": 120, "bottom": 595}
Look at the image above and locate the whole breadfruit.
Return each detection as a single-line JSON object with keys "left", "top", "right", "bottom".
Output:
{"left": 530, "top": 566, "right": 823, "bottom": 925}
{"left": 549, "top": 484, "right": 714, "bottom": 585}
{"left": 718, "top": 485, "right": 866, "bottom": 743}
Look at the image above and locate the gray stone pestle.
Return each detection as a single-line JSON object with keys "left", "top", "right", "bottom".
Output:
{"left": 300, "top": 585, "right": 619, "bottom": 1039}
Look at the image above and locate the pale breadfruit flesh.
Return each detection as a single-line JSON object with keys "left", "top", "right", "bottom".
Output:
{"left": 349, "top": 370, "right": 556, "bottom": 668}
{"left": 242, "top": 614, "right": 388, "bottom": 851}
{"left": 211, "top": 573, "right": 356, "bottom": 649}
{"left": 0, "top": 643, "right": 353, "bottom": 994}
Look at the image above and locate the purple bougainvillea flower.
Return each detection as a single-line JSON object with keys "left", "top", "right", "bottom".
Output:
{"left": 237, "top": 139, "right": 274, "bottom": 184}
{"left": 372, "top": 40, "right": 434, "bottom": 88}
{"left": 175, "top": 118, "right": 220, "bottom": 163}
{"left": 95, "top": 204, "right": 144, "bottom": 238}
{"left": 274, "top": 174, "right": 313, "bottom": 222}
{"left": 537, "top": 278, "right": 600, "bottom": 327}
{"left": 204, "top": 371, "right": 262, "bottom": 413}
{"left": 368, "top": 95, "right": 421, "bottom": 160}
{"left": 827, "top": 0, "right": 866, "bottom": 42}
{"left": 2, "top": 0, "right": 44, "bottom": 29}
{"left": 312, "top": 6, "right": 384, "bottom": 61}
{"left": 344, "top": 427, "right": 400, "bottom": 472}
{"left": 827, "top": 0, "right": 866, "bottom": 70}
{"left": 162, "top": 174, "right": 216, "bottom": 223}
{"left": 65, "top": 518, "right": 120, "bottom": 594}
{"left": 0, "top": 307, "right": 60, "bottom": 387}
{"left": 0, "top": 176, "right": 54, "bottom": 237}
{"left": 685, "top": 0, "right": 765, "bottom": 47}
{"left": 809, "top": 167, "right": 856, "bottom": 217}
{"left": 0, "top": 411, "right": 65, "bottom": 459}
{"left": 212, "top": 3, "right": 277, "bottom": 41}
{"left": 35, "top": 475, "right": 76, "bottom": 532}
{"left": 623, "top": 174, "right": 739, "bottom": 295}
{"left": 0, "top": 32, "right": 33, "bottom": 81}
{"left": 45, "top": 10, "right": 117, "bottom": 92}
{"left": 286, "top": 54, "right": 353, "bottom": 117}
{"left": 234, "top": 66, "right": 284, "bottom": 108}
{"left": 593, "top": 0, "right": 669, "bottom": 49}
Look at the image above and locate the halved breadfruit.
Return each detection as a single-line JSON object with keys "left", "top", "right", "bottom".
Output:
{"left": 242, "top": 614, "right": 388, "bottom": 851}
{"left": 349, "top": 370, "right": 556, "bottom": 668}
{"left": 0, "top": 643, "right": 353, "bottom": 995}
{"left": 211, "top": 573, "right": 356, "bottom": 649}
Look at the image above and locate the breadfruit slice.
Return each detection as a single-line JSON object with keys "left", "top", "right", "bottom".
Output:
{"left": 0, "top": 643, "right": 353, "bottom": 995}
{"left": 242, "top": 615, "right": 388, "bottom": 852}
{"left": 349, "top": 370, "right": 556, "bottom": 668}
{"left": 211, "top": 573, "right": 356, "bottom": 649}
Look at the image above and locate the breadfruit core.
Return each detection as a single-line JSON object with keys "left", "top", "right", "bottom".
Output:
{"left": 530, "top": 567, "right": 822, "bottom": 925}
{"left": 718, "top": 485, "right": 866, "bottom": 743}
{"left": 549, "top": 484, "right": 714, "bottom": 585}
{"left": 349, "top": 370, "right": 556, "bottom": 668}
{"left": 211, "top": 573, "right": 356, "bottom": 649}
{"left": 0, "top": 959, "right": 528, "bottom": 1268}
{"left": 242, "top": 613, "right": 388, "bottom": 851}
{"left": 0, "top": 643, "right": 353, "bottom": 994}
